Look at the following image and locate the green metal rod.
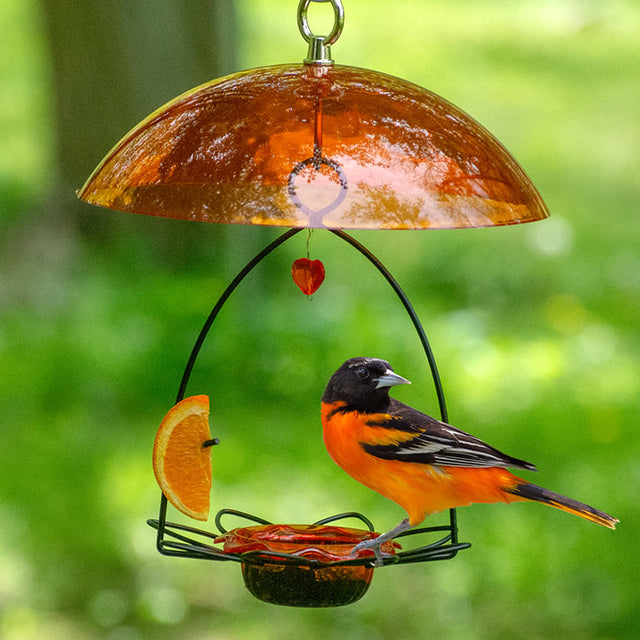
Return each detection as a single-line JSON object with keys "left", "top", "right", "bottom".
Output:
{"left": 162, "top": 225, "right": 460, "bottom": 550}
{"left": 175, "top": 227, "right": 302, "bottom": 403}
{"left": 329, "top": 229, "right": 449, "bottom": 423}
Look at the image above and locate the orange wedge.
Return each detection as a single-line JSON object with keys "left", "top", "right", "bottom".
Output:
{"left": 153, "top": 395, "right": 213, "bottom": 520}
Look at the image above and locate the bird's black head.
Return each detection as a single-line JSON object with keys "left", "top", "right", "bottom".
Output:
{"left": 321, "top": 357, "right": 410, "bottom": 413}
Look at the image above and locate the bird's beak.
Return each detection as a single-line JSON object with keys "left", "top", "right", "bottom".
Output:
{"left": 375, "top": 369, "right": 411, "bottom": 389}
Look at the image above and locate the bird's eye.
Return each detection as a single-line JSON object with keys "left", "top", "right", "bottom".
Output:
{"left": 355, "top": 367, "right": 370, "bottom": 380}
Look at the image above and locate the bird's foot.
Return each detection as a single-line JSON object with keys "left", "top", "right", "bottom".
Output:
{"left": 351, "top": 518, "right": 411, "bottom": 567}
{"left": 352, "top": 537, "right": 386, "bottom": 567}
{"left": 352, "top": 518, "right": 412, "bottom": 567}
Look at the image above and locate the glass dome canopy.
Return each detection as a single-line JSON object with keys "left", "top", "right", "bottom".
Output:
{"left": 78, "top": 63, "right": 548, "bottom": 230}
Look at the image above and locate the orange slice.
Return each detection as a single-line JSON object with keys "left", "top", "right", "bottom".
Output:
{"left": 153, "top": 395, "right": 213, "bottom": 520}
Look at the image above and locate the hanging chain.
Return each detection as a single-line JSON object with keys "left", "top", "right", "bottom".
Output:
{"left": 297, "top": 0, "right": 345, "bottom": 65}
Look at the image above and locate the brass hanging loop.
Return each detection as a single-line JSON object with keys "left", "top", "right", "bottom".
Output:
{"left": 297, "top": 0, "right": 345, "bottom": 65}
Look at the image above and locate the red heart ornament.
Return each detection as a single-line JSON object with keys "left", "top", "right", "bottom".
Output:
{"left": 291, "top": 258, "right": 325, "bottom": 295}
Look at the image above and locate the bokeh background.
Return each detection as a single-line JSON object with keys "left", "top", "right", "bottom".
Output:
{"left": 1, "top": 1, "right": 638, "bottom": 638}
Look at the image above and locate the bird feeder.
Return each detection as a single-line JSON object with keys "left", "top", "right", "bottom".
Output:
{"left": 78, "top": 0, "right": 548, "bottom": 607}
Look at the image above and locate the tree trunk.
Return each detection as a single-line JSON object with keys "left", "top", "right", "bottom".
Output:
{"left": 41, "top": 1, "right": 238, "bottom": 247}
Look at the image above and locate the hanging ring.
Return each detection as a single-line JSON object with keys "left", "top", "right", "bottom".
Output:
{"left": 298, "top": 0, "right": 345, "bottom": 46}
{"left": 288, "top": 156, "right": 348, "bottom": 227}
{"left": 297, "top": 0, "right": 345, "bottom": 64}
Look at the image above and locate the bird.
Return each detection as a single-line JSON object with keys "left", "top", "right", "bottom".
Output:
{"left": 321, "top": 357, "right": 618, "bottom": 561}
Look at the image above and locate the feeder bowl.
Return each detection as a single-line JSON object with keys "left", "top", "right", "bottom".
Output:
{"left": 216, "top": 523, "right": 398, "bottom": 607}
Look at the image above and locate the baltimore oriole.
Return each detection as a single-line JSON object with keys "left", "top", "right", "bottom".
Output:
{"left": 321, "top": 357, "right": 618, "bottom": 559}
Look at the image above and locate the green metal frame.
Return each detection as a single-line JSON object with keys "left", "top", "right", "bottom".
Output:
{"left": 148, "top": 227, "right": 470, "bottom": 567}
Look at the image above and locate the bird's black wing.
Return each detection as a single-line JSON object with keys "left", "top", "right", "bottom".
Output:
{"left": 361, "top": 399, "right": 537, "bottom": 471}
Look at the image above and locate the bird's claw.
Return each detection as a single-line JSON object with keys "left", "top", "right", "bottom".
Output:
{"left": 352, "top": 537, "right": 386, "bottom": 567}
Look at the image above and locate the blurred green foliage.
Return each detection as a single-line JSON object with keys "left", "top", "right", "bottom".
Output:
{"left": 1, "top": 0, "right": 639, "bottom": 638}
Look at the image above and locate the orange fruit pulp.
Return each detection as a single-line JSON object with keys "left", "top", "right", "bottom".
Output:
{"left": 152, "top": 395, "right": 213, "bottom": 520}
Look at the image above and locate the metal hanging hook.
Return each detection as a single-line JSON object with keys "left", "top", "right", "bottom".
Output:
{"left": 297, "top": 0, "right": 345, "bottom": 65}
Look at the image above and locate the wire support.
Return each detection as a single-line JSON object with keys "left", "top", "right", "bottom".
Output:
{"left": 175, "top": 227, "right": 302, "bottom": 403}
{"left": 152, "top": 227, "right": 469, "bottom": 564}
{"left": 148, "top": 508, "right": 470, "bottom": 568}
{"left": 330, "top": 229, "right": 449, "bottom": 422}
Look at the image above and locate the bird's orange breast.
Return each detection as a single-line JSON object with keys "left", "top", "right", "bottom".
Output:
{"left": 321, "top": 402, "right": 523, "bottom": 526}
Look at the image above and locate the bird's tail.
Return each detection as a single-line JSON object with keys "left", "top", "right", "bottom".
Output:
{"left": 505, "top": 480, "right": 618, "bottom": 529}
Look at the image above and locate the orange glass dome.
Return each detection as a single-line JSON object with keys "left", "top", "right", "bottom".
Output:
{"left": 78, "top": 63, "right": 548, "bottom": 230}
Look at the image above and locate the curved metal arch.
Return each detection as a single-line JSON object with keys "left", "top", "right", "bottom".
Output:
{"left": 154, "top": 227, "right": 465, "bottom": 561}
